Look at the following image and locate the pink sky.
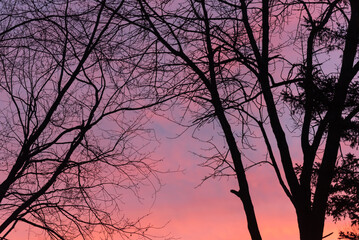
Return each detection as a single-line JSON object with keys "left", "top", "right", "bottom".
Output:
{"left": 9, "top": 112, "right": 346, "bottom": 240}
{"left": 6, "top": 123, "right": 347, "bottom": 239}
{"left": 122, "top": 115, "right": 345, "bottom": 240}
{"left": 6, "top": 14, "right": 348, "bottom": 240}
{"left": 4, "top": 2, "right": 350, "bottom": 240}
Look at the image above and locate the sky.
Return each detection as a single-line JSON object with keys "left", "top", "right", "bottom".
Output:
{"left": 3, "top": 2, "right": 353, "bottom": 240}
{"left": 120, "top": 115, "right": 346, "bottom": 240}
{"left": 7, "top": 112, "right": 347, "bottom": 240}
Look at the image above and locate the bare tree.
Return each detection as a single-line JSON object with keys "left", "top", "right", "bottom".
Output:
{"left": 0, "top": 1, "right": 164, "bottom": 239}
{"left": 108, "top": 0, "right": 359, "bottom": 240}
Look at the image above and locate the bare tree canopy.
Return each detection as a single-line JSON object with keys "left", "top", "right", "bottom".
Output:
{"left": 0, "top": 1, "right": 164, "bottom": 239}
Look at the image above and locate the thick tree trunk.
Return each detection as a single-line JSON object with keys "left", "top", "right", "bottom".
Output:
{"left": 297, "top": 211, "right": 325, "bottom": 240}
{"left": 297, "top": 4, "right": 359, "bottom": 240}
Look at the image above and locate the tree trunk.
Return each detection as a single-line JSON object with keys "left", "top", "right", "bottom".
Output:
{"left": 297, "top": 212, "right": 325, "bottom": 240}
{"left": 213, "top": 98, "right": 262, "bottom": 240}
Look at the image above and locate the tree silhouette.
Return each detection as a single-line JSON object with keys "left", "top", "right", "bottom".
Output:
{"left": 327, "top": 154, "right": 359, "bottom": 226}
{"left": 108, "top": 0, "right": 359, "bottom": 239}
{"left": 297, "top": 153, "right": 359, "bottom": 239}
{"left": 0, "top": 1, "right": 163, "bottom": 239}
{"left": 1, "top": 0, "right": 358, "bottom": 239}
{"left": 329, "top": 153, "right": 358, "bottom": 240}
{"left": 339, "top": 229, "right": 359, "bottom": 240}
